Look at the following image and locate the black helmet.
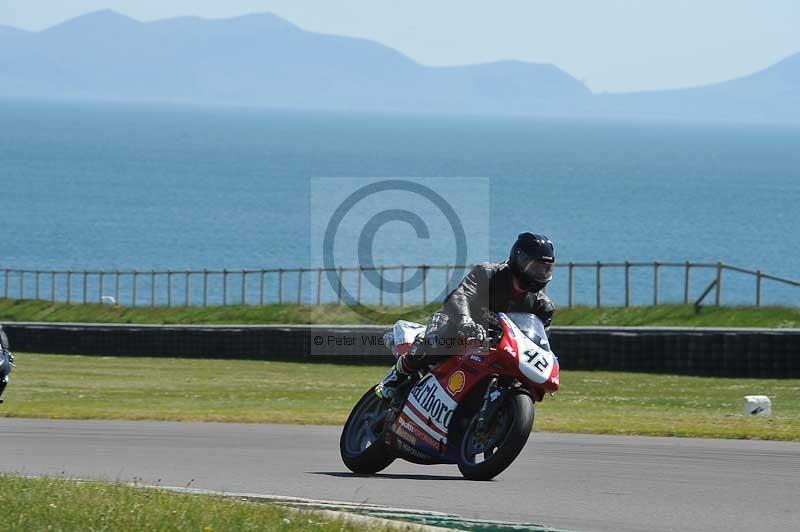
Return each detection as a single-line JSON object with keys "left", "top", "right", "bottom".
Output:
{"left": 509, "top": 232, "right": 555, "bottom": 291}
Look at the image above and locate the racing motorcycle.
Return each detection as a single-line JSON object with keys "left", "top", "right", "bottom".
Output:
{"left": 0, "top": 326, "right": 14, "bottom": 403}
{"left": 340, "top": 312, "right": 560, "bottom": 481}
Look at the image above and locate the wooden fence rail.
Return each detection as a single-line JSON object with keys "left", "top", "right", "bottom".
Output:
{"left": 1, "top": 262, "right": 798, "bottom": 308}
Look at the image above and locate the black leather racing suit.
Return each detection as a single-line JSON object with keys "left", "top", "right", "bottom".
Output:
{"left": 403, "top": 261, "right": 555, "bottom": 370}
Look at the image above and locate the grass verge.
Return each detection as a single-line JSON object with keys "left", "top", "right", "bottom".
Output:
{"left": 1, "top": 299, "right": 799, "bottom": 327}
{"left": 0, "top": 475, "right": 382, "bottom": 531}
{"left": 3, "top": 354, "right": 799, "bottom": 440}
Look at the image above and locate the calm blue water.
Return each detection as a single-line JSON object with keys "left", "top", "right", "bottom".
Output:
{"left": 2, "top": 101, "right": 799, "bottom": 307}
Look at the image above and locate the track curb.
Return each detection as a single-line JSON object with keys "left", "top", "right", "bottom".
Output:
{"left": 153, "top": 486, "right": 572, "bottom": 531}
{"left": 153, "top": 486, "right": 459, "bottom": 531}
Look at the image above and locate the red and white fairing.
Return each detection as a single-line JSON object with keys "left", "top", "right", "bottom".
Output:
{"left": 496, "top": 313, "right": 560, "bottom": 391}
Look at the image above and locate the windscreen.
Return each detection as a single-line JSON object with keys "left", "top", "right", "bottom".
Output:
{"left": 506, "top": 312, "right": 550, "bottom": 348}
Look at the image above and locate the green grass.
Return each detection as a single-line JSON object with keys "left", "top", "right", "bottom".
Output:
{"left": 0, "top": 299, "right": 437, "bottom": 325}
{"left": 3, "top": 354, "right": 799, "bottom": 440}
{"left": 554, "top": 305, "right": 800, "bottom": 328}
{"left": 1, "top": 299, "right": 799, "bottom": 327}
{"left": 0, "top": 475, "right": 384, "bottom": 531}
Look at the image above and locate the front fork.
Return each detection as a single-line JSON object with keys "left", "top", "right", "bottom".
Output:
{"left": 476, "top": 376, "right": 510, "bottom": 432}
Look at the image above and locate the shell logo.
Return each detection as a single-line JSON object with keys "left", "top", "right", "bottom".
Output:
{"left": 446, "top": 371, "right": 466, "bottom": 395}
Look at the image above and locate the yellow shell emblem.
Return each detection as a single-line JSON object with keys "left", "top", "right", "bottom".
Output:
{"left": 447, "top": 371, "right": 466, "bottom": 395}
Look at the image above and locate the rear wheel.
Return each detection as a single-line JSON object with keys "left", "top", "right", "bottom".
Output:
{"left": 457, "top": 393, "right": 534, "bottom": 481}
{"left": 339, "top": 388, "right": 395, "bottom": 474}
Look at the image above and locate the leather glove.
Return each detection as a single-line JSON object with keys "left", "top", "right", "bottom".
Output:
{"left": 459, "top": 319, "right": 486, "bottom": 342}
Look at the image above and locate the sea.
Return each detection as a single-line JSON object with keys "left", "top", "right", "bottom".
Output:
{"left": 2, "top": 100, "right": 799, "bottom": 307}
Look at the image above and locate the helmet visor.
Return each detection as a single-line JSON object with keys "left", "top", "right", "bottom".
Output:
{"left": 521, "top": 259, "right": 554, "bottom": 283}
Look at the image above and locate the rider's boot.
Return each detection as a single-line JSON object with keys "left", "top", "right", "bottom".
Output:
{"left": 375, "top": 357, "right": 412, "bottom": 401}
{"left": 375, "top": 333, "right": 429, "bottom": 401}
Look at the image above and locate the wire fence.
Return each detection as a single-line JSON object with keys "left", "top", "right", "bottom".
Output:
{"left": 1, "top": 261, "right": 798, "bottom": 308}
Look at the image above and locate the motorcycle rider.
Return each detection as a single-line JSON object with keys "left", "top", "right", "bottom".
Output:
{"left": 376, "top": 232, "right": 556, "bottom": 400}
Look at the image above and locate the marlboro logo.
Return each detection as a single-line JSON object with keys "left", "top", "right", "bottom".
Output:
{"left": 409, "top": 375, "right": 456, "bottom": 430}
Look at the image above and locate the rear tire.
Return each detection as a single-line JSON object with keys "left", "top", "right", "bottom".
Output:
{"left": 457, "top": 393, "right": 534, "bottom": 481}
{"left": 340, "top": 388, "right": 395, "bottom": 474}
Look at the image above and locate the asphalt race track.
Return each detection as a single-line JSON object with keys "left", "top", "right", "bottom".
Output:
{"left": 1, "top": 419, "right": 798, "bottom": 532}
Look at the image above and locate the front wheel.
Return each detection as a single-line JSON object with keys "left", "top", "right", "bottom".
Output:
{"left": 340, "top": 388, "right": 395, "bottom": 474}
{"left": 457, "top": 393, "right": 534, "bottom": 481}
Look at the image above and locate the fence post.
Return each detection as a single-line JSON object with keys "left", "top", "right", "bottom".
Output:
{"left": 278, "top": 269, "right": 283, "bottom": 304}
{"left": 35, "top": 271, "right": 41, "bottom": 300}
{"left": 202, "top": 269, "right": 208, "bottom": 307}
{"left": 165, "top": 270, "right": 172, "bottom": 307}
{"left": 297, "top": 268, "right": 304, "bottom": 304}
{"left": 715, "top": 262, "right": 722, "bottom": 306}
{"left": 379, "top": 266, "right": 385, "bottom": 307}
{"left": 756, "top": 270, "right": 762, "bottom": 307}
{"left": 81, "top": 271, "right": 87, "bottom": 304}
{"left": 568, "top": 262, "right": 574, "bottom": 308}
{"left": 132, "top": 270, "right": 138, "bottom": 306}
{"left": 684, "top": 261, "right": 690, "bottom": 304}
{"left": 3, "top": 269, "right": 7, "bottom": 299}
{"left": 399, "top": 265, "right": 405, "bottom": 308}
{"left": 624, "top": 261, "right": 631, "bottom": 307}
{"left": 184, "top": 272, "right": 190, "bottom": 306}
{"left": 67, "top": 272, "right": 72, "bottom": 304}
{"left": 261, "top": 270, "right": 266, "bottom": 306}
{"left": 423, "top": 265, "right": 428, "bottom": 306}
{"left": 99, "top": 272, "right": 104, "bottom": 303}
{"left": 151, "top": 270, "right": 156, "bottom": 307}
{"left": 241, "top": 270, "right": 247, "bottom": 305}
{"left": 51, "top": 271, "right": 56, "bottom": 303}
{"left": 315, "top": 269, "right": 322, "bottom": 306}
{"left": 337, "top": 267, "right": 344, "bottom": 305}
{"left": 356, "top": 267, "right": 362, "bottom": 304}
{"left": 19, "top": 270, "right": 24, "bottom": 300}
{"left": 653, "top": 261, "right": 660, "bottom": 306}
{"left": 595, "top": 262, "right": 601, "bottom": 307}
{"left": 445, "top": 265, "right": 451, "bottom": 297}
{"left": 223, "top": 269, "right": 228, "bottom": 305}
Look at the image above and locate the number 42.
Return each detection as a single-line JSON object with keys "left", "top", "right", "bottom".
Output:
{"left": 524, "top": 350, "right": 550, "bottom": 372}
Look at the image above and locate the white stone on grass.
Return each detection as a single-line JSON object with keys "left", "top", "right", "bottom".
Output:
{"left": 743, "top": 395, "right": 771, "bottom": 416}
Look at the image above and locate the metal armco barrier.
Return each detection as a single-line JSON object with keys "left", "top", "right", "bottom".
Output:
{"left": 3, "top": 322, "right": 799, "bottom": 377}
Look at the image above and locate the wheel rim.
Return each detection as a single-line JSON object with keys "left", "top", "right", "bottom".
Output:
{"left": 460, "top": 400, "right": 515, "bottom": 465}
{"left": 344, "top": 393, "right": 389, "bottom": 455}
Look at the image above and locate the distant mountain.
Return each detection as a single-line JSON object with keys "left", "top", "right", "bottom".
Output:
{"left": 0, "top": 10, "right": 797, "bottom": 123}
{"left": 593, "top": 52, "right": 800, "bottom": 123}
{"left": 0, "top": 10, "right": 588, "bottom": 115}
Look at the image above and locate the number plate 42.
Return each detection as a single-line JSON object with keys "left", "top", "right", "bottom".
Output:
{"left": 517, "top": 338, "right": 555, "bottom": 384}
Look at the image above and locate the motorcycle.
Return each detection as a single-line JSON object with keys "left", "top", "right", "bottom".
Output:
{"left": 340, "top": 312, "right": 560, "bottom": 480}
{"left": 0, "top": 326, "right": 14, "bottom": 403}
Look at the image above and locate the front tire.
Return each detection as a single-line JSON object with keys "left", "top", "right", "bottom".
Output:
{"left": 340, "top": 388, "right": 395, "bottom": 474}
{"left": 457, "top": 393, "right": 534, "bottom": 481}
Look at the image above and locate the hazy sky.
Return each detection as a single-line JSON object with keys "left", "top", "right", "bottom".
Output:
{"left": 2, "top": 1, "right": 798, "bottom": 93}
